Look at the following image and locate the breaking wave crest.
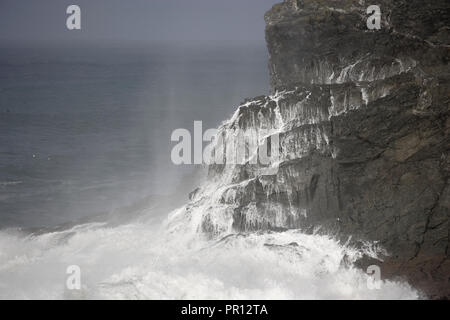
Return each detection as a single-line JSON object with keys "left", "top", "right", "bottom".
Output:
{"left": 0, "top": 211, "right": 419, "bottom": 299}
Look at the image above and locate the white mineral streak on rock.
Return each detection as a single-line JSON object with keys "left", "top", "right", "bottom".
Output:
{"left": 331, "top": 55, "right": 417, "bottom": 85}
{"left": 168, "top": 58, "right": 419, "bottom": 238}
{"left": 166, "top": 88, "right": 333, "bottom": 237}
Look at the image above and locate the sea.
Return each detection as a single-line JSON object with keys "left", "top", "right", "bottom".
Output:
{"left": 0, "top": 43, "right": 269, "bottom": 228}
{"left": 0, "top": 43, "right": 419, "bottom": 299}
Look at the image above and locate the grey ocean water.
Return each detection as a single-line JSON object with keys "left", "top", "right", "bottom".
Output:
{"left": 0, "top": 44, "right": 269, "bottom": 228}
{"left": 0, "top": 45, "right": 420, "bottom": 300}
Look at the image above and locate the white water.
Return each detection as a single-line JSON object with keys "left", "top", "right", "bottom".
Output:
{"left": 0, "top": 87, "right": 421, "bottom": 300}
{"left": 0, "top": 210, "right": 419, "bottom": 299}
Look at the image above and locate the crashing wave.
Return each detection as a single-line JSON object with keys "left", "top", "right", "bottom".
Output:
{"left": 0, "top": 219, "right": 419, "bottom": 299}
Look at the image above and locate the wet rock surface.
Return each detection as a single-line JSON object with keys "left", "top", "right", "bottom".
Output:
{"left": 178, "top": 0, "right": 449, "bottom": 298}
{"left": 261, "top": 0, "right": 449, "bottom": 298}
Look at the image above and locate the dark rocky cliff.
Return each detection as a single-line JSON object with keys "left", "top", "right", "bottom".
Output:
{"left": 172, "top": 0, "right": 449, "bottom": 298}
{"left": 262, "top": 0, "right": 449, "bottom": 298}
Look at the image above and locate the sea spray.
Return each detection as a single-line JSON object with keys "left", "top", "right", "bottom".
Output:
{"left": 0, "top": 213, "right": 419, "bottom": 299}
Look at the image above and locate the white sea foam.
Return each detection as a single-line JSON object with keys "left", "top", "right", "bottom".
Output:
{"left": 0, "top": 83, "right": 421, "bottom": 300}
{"left": 0, "top": 212, "right": 419, "bottom": 300}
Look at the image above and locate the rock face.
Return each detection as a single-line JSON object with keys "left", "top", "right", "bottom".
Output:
{"left": 170, "top": 0, "right": 449, "bottom": 298}
{"left": 263, "top": 0, "right": 449, "bottom": 298}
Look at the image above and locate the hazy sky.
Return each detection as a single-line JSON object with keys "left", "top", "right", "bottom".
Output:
{"left": 0, "top": 0, "right": 279, "bottom": 46}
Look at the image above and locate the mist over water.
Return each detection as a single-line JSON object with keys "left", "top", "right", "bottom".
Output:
{"left": 0, "top": 44, "right": 268, "bottom": 228}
